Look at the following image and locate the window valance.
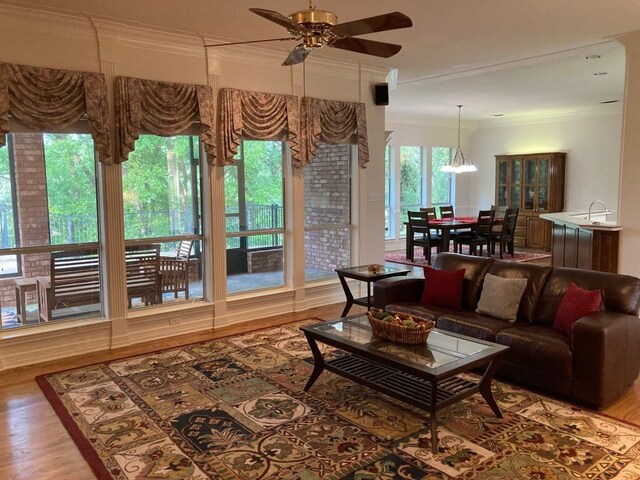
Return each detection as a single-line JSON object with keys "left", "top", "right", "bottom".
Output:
{"left": 115, "top": 76, "right": 215, "bottom": 164}
{"left": 301, "top": 96, "right": 369, "bottom": 168}
{"left": 0, "top": 63, "right": 111, "bottom": 163}
{"left": 218, "top": 88, "right": 301, "bottom": 167}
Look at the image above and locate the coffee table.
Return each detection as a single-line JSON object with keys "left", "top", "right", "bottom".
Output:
{"left": 335, "top": 265, "right": 411, "bottom": 317}
{"left": 300, "top": 316, "right": 509, "bottom": 453}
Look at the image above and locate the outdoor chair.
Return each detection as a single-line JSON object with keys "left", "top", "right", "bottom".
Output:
{"left": 160, "top": 240, "right": 193, "bottom": 300}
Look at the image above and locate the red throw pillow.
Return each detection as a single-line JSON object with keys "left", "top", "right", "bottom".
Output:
{"left": 553, "top": 282, "right": 603, "bottom": 336}
{"left": 420, "top": 266, "right": 466, "bottom": 308}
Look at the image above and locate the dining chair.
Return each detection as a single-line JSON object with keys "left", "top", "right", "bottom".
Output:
{"left": 491, "top": 208, "right": 519, "bottom": 258}
{"left": 438, "top": 205, "right": 454, "bottom": 219}
{"left": 407, "top": 211, "right": 443, "bottom": 263}
{"left": 453, "top": 209, "right": 495, "bottom": 256}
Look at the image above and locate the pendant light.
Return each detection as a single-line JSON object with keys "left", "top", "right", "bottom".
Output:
{"left": 441, "top": 105, "right": 477, "bottom": 173}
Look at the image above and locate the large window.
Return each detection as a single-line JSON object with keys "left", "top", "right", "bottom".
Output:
{"left": 399, "top": 146, "right": 424, "bottom": 236}
{"left": 384, "top": 145, "right": 393, "bottom": 239}
{"left": 304, "top": 143, "right": 353, "bottom": 282}
{"left": 431, "top": 147, "right": 454, "bottom": 205}
{"left": 0, "top": 132, "right": 101, "bottom": 330}
{"left": 122, "top": 135, "right": 203, "bottom": 309}
{"left": 225, "top": 140, "right": 285, "bottom": 294}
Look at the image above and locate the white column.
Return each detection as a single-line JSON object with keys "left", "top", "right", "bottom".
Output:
{"left": 98, "top": 60, "right": 129, "bottom": 348}
{"left": 616, "top": 31, "right": 640, "bottom": 277}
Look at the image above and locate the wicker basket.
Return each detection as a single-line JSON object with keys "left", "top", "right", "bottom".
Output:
{"left": 367, "top": 309, "right": 434, "bottom": 344}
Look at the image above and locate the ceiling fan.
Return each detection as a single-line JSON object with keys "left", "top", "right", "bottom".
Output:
{"left": 204, "top": 1, "right": 413, "bottom": 66}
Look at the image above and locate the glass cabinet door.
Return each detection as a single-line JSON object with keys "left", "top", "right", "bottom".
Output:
{"left": 537, "top": 157, "right": 549, "bottom": 211}
{"left": 523, "top": 158, "right": 537, "bottom": 211}
{"left": 510, "top": 159, "right": 521, "bottom": 209}
{"left": 497, "top": 160, "right": 508, "bottom": 207}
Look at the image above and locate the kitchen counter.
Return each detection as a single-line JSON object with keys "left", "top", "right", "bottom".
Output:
{"left": 539, "top": 211, "right": 622, "bottom": 231}
{"left": 541, "top": 211, "right": 620, "bottom": 273}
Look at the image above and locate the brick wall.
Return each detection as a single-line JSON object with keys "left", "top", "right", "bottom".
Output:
{"left": 247, "top": 248, "right": 283, "bottom": 273}
{"left": 0, "top": 134, "right": 51, "bottom": 308}
{"left": 304, "top": 143, "right": 351, "bottom": 271}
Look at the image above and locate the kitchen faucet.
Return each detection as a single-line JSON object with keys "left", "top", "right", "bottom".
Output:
{"left": 588, "top": 200, "right": 608, "bottom": 221}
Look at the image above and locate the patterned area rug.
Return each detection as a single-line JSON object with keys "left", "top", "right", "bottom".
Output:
{"left": 38, "top": 319, "right": 640, "bottom": 479}
{"left": 386, "top": 247, "right": 551, "bottom": 267}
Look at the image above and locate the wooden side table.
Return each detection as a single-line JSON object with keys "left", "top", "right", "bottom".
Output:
{"left": 14, "top": 278, "right": 37, "bottom": 324}
{"left": 335, "top": 264, "right": 411, "bottom": 317}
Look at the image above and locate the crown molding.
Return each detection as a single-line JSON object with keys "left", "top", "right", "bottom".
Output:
{"left": 2, "top": 1, "right": 391, "bottom": 83}
{"left": 474, "top": 104, "right": 623, "bottom": 128}
{"left": 385, "top": 113, "right": 477, "bottom": 130}
{"left": 1, "top": 3, "right": 94, "bottom": 41}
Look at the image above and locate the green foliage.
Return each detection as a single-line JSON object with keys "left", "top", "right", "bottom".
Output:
{"left": 431, "top": 147, "right": 453, "bottom": 205}
{"left": 400, "top": 146, "right": 422, "bottom": 207}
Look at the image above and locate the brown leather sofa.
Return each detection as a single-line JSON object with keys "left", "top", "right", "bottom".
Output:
{"left": 373, "top": 252, "right": 640, "bottom": 408}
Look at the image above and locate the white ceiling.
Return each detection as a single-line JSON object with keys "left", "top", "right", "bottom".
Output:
{"left": 10, "top": 0, "right": 640, "bottom": 121}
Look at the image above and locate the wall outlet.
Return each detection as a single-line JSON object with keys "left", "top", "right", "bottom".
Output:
{"left": 170, "top": 317, "right": 182, "bottom": 326}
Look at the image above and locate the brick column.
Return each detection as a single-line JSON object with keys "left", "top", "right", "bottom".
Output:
{"left": 4, "top": 133, "right": 51, "bottom": 307}
{"left": 304, "top": 143, "right": 351, "bottom": 271}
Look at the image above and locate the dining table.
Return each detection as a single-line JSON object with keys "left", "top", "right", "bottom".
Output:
{"left": 405, "top": 215, "right": 504, "bottom": 258}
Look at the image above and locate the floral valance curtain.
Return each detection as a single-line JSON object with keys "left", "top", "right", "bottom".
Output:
{"left": 301, "top": 96, "right": 369, "bottom": 168}
{"left": 115, "top": 76, "right": 215, "bottom": 164}
{"left": 0, "top": 63, "right": 111, "bottom": 163}
{"left": 218, "top": 88, "right": 301, "bottom": 167}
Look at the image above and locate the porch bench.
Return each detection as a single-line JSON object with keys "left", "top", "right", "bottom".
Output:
{"left": 37, "top": 245, "right": 162, "bottom": 322}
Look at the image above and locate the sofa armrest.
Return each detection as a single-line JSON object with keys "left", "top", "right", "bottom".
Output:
{"left": 373, "top": 277, "right": 424, "bottom": 309}
{"left": 572, "top": 311, "right": 640, "bottom": 408}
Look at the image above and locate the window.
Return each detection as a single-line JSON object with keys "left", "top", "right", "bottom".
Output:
{"left": 399, "top": 146, "right": 424, "bottom": 236}
{"left": 225, "top": 140, "right": 285, "bottom": 294}
{"left": 431, "top": 147, "right": 454, "bottom": 205}
{"left": 0, "top": 136, "right": 20, "bottom": 277}
{"left": 122, "top": 135, "right": 203, "bottom": 308}
{"left": 304, "top": 143, "right": 352, "bottom": 282}
{"left": 0, "top": 132, "right": 101, "bottom": 330}
{"left": 384, "top": 145, "right": 394, "bottom": 239}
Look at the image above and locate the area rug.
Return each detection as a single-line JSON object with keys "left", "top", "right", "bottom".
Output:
{"left": 37, "top": 319, "right": 640, "bottom": 479}
{"left": 386, "top": 247, "right": 551, "bottom": 267}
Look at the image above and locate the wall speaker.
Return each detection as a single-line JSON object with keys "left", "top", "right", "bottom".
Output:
{"left": 374, "top": 83, "right": 389, "bottom": 106}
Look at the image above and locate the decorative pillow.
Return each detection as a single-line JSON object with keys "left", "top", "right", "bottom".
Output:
{"left": 475, "top": 273, "right": 528, "bottom": 322}
{"left": 420, "top": 266, "right": 465, "bottom": 308}
{"left": 553, "top": 282, "right": 603, "bottom": 336}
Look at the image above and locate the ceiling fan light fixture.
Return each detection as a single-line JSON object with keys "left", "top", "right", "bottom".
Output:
{"left": 441, "top": 105, "right": 477, "bottom": 174}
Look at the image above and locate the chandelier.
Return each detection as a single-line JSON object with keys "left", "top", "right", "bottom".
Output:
{"left": 441, "top": 105, "right": 477, "bottom": 173}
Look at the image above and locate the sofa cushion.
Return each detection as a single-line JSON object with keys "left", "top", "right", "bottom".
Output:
{"left": 420, "top": 266, "right": 465, "bottom": 308}
{"left": 495, "top": 326, "right": 572, "bottom": 377}
{"left": 535, "top": 267, "right": 640, "bottom": 326}
{"left": 432, "top": 253, "right": 494, "bottom": 311}
{"left": 487, "top": 260, "right": 552, "bottom": 323}
{"left": 385, "top": 302, "right": 449, "bottom": 322}
{"left": 476, "top": 273, "right": 528, "bottom": 322}
{"left": 553, "top": 282, "right": 602, "bottom": 336}
{"left": 436, "top": 311, "right": 517, "bottom": 341}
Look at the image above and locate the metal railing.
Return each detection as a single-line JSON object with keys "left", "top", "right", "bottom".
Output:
{"left": 225, "top": 203, "right": 283, "bottom": 249}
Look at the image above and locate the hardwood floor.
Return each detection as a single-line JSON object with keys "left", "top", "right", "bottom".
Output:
{"left": 1, "top": 302, "right": 638, "bottom": 480}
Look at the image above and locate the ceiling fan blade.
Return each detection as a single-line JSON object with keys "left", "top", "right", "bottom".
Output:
{"left": 331, "top": 12, "right": 412, "bottom": 38}
{"left": 205, "top": 37, "right": 295, "bottom": 47}
{"left": 249, "top": 8, "right": 307, "bottom": 33}
{"left": 282, "top": 44, "right": 310, "bottom": 66}
{"left": 330, "top": 37, "right": 402, "bottom": 58}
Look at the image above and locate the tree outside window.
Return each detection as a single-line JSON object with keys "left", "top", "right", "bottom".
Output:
{"left": 399, "top": 146, "right": 423, "bottom": 236}
{"left": 431, "top": 147, "right": 453, "bottom": 205}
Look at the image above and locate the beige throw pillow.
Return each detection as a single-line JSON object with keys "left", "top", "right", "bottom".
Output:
{"left": 476, "top": 273, "right": 528, "bottom": 322}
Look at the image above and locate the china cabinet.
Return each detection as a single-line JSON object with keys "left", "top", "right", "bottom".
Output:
{"left": 495, "top": 152, "right": 565, "bottom": 251}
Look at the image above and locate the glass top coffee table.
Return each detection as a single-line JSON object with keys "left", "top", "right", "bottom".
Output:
{"left": 300, "top": 315, "right": 509, "bottom": 453}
